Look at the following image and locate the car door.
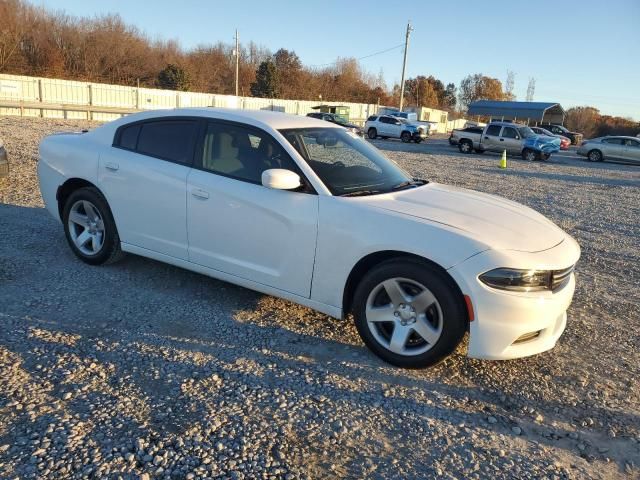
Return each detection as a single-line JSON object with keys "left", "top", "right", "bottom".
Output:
{"left": 186, "top": 120, "right": 318, "bottom": 297}
{"left": 499, "top": 126, "right": 522, "bottom": 154}
{"left": 482, "top": 124, "right": 502, "bottom": 151}
{"left": 601, "top": 138, "right": 626, "bottom": 160}
{"left": 98, "top": 118, "right": 199, "bottom": 260}
{"left": 377, "top": 116, "right": 391, "bottom": 136}
{"left": 623, "top": 139, "right": 640, "bottom": 163}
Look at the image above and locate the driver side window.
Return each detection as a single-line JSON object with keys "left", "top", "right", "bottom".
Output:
{"left": 200, "top": 122, "right": 298, "bottom": 184}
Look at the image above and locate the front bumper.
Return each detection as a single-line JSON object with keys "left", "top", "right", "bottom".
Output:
{"left": 412, "top": 131, "right": 427, "bottom": 140}
{"left": 539, "top": 144, "right": 561, "bottom": 154}
{"left": 448, "top": 237, "right": 580, "bottom": 360}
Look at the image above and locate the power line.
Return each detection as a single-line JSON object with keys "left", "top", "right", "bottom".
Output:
{"left": 307, "top": 43, "right": 405, "bottom": 68}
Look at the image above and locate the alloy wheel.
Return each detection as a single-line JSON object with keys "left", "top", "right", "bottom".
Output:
{"left": 365, "top": 277, "right": 443, "bottom": 356}
{"left": 67, "top": 200, "right": 105, "bottom": 255}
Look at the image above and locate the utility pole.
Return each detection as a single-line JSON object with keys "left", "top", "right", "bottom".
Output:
{"left": 526, "top": 77, "right": 536, "bottom": 102}
{"left": 234, "top": 29, "right": 240, "bottom": 97}
{"left": 399, "top": 21, "right": 413, "bottom": 111}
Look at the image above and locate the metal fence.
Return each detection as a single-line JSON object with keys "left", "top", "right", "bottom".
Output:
{"left": 0, "top": 73, "right": 378, "bottom": 124}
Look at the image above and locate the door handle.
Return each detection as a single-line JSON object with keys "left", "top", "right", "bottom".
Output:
{"left": 105, "top": 162, "right": 119, "bottom": 171}
{"left": 191, "top": 189, "right": 209, "bottom": 200}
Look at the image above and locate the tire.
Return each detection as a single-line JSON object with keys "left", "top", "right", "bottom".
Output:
{"left": 588, "top": 149, "right": 603, "bottom": 162}
{"left": 522, "top": 149, "right": 538, "bottom": 162}
{"left": 352, "top": 259, "right": 467, "bottom": 368}
{"left": 62, "top": 187, "right": 123, "bottom": 265}
{"left": 542, "top": 153, "right": 551, "bottom": 161}
{"left": 401, "top": 131, "right": 411, "bottom": 143}
{"left": 367, "top": 128, "right": 377, "bottom": 140}
{"left": 414, "top": 138, "right": 423, "bottom": 144}
{"left": 458, "top": 140, "right": 473, "bottom": 154}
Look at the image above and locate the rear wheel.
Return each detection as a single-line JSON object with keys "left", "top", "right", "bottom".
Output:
{"left": 588, "top": 149, "right": 603, "bottom": 162}
{"left": 459, "top": 140, "right": 473, "bottom": 154}
{"left": 522, "top": 149, "right": 538, "bottom": 162}
{"left": 63, "top": 187, "right": 123, "bottom": 265}
{"left": 401, "top": 131, "right": 412, "bottom": 143}
{"left": 352, "top": 260, "right": 467, "bottom": 368}
{"left": 367, "top": 128, "right": 377, "bottom": 140}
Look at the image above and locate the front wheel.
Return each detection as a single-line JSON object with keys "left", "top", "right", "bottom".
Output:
{"left": 63, "top": 187, "right": 123, "bottom": 265}
{"left": 400, "top": 131, "right": 412, "bottom": 143}
{"left": 367, "top": 128, "right": 377, "bottom": 140}
{"left": 522, "top": 149, "right": 538, "bottom": 162}
{"left": 414, "top": 138, "right": 423, "bottom": 144}
{"left": 352, "top": 260, "right": 467, "bottom": 368}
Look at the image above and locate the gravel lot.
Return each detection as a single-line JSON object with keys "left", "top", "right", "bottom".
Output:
{"left": 1, "top": 116, "right": 639, "bottom": 479}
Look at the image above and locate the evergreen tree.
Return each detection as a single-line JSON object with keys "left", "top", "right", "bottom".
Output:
{"left": 250, "top": 60, "right": 278, "bottom": 98}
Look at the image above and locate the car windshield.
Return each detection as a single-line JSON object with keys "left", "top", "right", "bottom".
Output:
{"left": 279, "top": 128, "right": 419, "bottom": 196}
{"left": 517, "top": 126, "right": 536, "bottom": 139}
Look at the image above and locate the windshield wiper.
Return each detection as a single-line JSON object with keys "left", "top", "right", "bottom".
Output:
{"left": 390, "top": 179, "right": 427, "bottom": 191}
{"left": 340, "top": 190, "right": 382, "bottom": 197}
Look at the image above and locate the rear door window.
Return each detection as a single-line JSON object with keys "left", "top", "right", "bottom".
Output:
{"left": 136, "top": 120, "right": 199, "bottom": 164}
{"left": 603, "top": 138, "right": 624, "bottom": 145}
{"left": 116, "top": 124, "right": 141, "bottom": 150}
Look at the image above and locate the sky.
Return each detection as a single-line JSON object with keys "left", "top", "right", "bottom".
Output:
{"left": 38, "top": 0, "right": 640, "bottom": 120}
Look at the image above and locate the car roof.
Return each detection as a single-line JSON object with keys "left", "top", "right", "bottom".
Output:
{"left": 108, "top": 107, "right": 340, "bottom": 131}
{"left": 488, "top": 121, "right": 527, "bottom": 127}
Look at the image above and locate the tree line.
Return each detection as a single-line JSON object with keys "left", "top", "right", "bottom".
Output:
{"left": 0, "top": 0, "right": 506, "bottom": 111}
{"left": 1, "top": 0, "right": 637, "bottom": 135}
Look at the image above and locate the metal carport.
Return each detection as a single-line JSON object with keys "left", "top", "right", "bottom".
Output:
{"left": 467, "top": 100, "right": 565, "bottom": 125}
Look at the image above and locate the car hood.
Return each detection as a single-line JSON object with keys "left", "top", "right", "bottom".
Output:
{"left": 527, "top": 136, "right": 561, "bottom": 148}
{"left": 360, "top": 183, "right": 566, "bottom": 252}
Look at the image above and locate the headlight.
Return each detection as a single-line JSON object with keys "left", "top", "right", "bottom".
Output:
{"left": 479, "top": 268, "right": 551, "bottom": 292}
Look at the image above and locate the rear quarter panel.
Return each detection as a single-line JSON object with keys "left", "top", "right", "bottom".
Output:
{"left": 38, "top": 133, "right": 102, "bottom": 219}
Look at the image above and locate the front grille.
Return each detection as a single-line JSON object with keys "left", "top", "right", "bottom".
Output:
{"left": 551, "top": 265, "right": 574, "bottom": 291}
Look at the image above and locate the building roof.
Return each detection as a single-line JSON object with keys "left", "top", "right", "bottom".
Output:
{"left": 467, "top": 100, "right": 565, "bottom": 123}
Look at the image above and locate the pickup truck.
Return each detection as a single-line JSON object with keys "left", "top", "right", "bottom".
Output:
{"left": 388, "top": 112, "right": 436, "bottom": 135}
{"left": 451, "top": 121, "right": 561, "bottom": 161}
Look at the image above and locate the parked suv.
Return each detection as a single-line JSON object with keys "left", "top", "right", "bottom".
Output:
{"left": 365, "top": 115, "right": 427, "bottom": 143}
{"left": 538, "top": 124, "right": 583, "bottom": 145}
{"left": 306, "top": 112, "right": 363, "bottom": 136}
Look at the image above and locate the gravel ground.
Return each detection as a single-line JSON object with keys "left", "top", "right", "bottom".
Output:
{"left": 0, "top": 116, "right": 639, "bottom": 479}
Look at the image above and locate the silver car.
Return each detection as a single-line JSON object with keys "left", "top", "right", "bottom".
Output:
{"left": 577, "top": 136, "right": 640, "bottom": 164}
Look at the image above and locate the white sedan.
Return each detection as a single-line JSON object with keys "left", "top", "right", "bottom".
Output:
{"left": 38, "top": 108, "right": 580, "bottom": 368}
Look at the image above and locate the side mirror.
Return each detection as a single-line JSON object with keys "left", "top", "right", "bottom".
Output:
{"left": 261, "top": 169, "right": 302, "bottom": 190}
